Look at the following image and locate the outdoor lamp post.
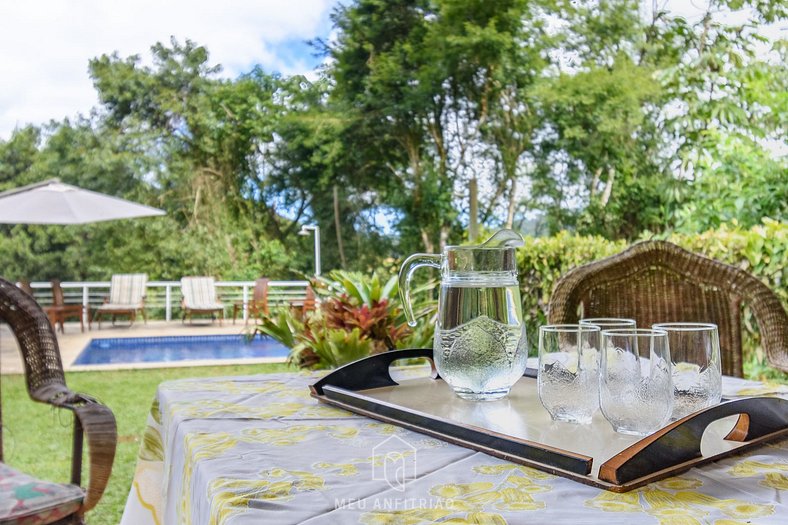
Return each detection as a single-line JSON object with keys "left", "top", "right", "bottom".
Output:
{"left": 299, "top": 225, "right": 321, "bottom": 276}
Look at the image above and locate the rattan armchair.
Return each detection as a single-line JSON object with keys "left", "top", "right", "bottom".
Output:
{"left": 548, "top": 240, "right": 788, "bottom": 377}
{"left": 0, "top": 277, "right": 117, "bottom": 524}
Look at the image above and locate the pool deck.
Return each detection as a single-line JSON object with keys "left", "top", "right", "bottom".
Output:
{"left": 1, "top": 318, "right": 281, "bottom": 374}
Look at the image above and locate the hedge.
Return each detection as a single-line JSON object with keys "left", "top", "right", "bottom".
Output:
{"left": 516, "top": 219, "right": 787, "bottom": 380}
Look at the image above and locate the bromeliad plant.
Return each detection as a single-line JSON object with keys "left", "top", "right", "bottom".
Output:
{"left": 256, "top": 270, "right": 436, "bottom": 369}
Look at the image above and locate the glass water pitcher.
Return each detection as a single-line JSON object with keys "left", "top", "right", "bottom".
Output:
{"left": 399, "top": 229, "right": 528, "bottom": 400}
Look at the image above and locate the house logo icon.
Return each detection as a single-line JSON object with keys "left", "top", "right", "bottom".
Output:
{"left": 371, "top": 435, "right": 417, "bottom": 491}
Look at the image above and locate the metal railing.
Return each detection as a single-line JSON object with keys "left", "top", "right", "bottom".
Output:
{"left": 25, "top": 280, "right": 311, "bottom": 323}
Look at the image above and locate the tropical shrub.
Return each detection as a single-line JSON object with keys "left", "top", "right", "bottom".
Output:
{"left": 256, "top": 270, "right": 436, "bottom": 369}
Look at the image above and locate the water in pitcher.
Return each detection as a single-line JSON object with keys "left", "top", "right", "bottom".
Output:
{"left": 434, "top": 279, "right": 527, "bottom": 400}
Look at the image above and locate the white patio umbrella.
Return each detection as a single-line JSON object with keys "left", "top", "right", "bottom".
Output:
{"left": 0, "top": 179, "right": 165, "bottom": 224}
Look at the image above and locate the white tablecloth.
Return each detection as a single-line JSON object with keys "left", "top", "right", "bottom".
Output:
{"left": 120, "top": 371, "right": 788, "bottom": 525}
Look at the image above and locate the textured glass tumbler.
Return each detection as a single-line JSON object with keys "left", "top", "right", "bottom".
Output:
{"left": 653, "top": 323, "right": 722, "bottom": 420}
{"left": 580, "top": 318, "right": 636, "bottom": 331}
{"left": 538, "top": 324, "right": 601, "bottom": 424}
{"left": 600, "top": 328, "right": 673, "bottom": 436}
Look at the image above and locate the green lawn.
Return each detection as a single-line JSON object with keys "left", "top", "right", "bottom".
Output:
{"left": 1, "top": 363, "right": 291, "bottom": 525}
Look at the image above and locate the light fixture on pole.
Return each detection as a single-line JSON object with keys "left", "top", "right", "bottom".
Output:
{"left": 298, "top": 225, "right": 321, "bottom": 276}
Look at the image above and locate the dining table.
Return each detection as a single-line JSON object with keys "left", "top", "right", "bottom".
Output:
{"left": 119, "top": 367, "right": 788, "bottom": 525}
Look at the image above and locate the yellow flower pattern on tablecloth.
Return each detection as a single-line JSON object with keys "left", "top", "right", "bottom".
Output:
{"left": 585, "top": 476, "right": 775, "bottom": 524}
{"left": 181, "top": 432, "right": 241, "bottom": 525}
{"left": 208, "top": 470, "right": 326, "bottom": 525}
{"left": 241, "top": 424, "right": 358, "bottom": 445}
{"left": 169, "top": 399, "right": 307, "bottom": 420}
{"left": 361, "top": 464, "right": 554, "bottom": 524}
{"left": 762, "top": 473, "right": 788, "bottom": 490}
{"left": 180, "top": 423, "right": 357, "bottom": 524}
{"left": 315, "top": 448, "right": 418, "bottom": 477}
{"left": 165, "top": 378, "right": 291, "bottom": 394}
{"left": 727, "top": 459, "right": 788, "bottom": 490}
{"left": 366, "top": 422, "right": 405, "bottom": 435}
{"left": 140, "top": 424, "right": 165, "bottom": 462}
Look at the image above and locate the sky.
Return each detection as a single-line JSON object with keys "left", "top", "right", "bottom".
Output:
{"left": 0, "top": 0, "right": 341, "bottom": 139}
{"left": 0, "top": 1, "right": 782, "bottom": 142}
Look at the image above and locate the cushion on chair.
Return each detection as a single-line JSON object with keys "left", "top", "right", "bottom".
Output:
{"left": 185, "top": 303, "right": 224, "bottom": 310}
{"left": 0, "top": 463, "right": 83, "bottom": 525}
{"left": 107, "top": 274, "right": 147, "bottom": 306}
{"left": 181, "top": 277, "right": 222, "bottom": 310}
{"left": 96, "top": 303, "right": 140, "bottom": 311}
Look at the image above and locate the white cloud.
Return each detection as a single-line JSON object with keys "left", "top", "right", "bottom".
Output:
{"left": 0, "top": 0, "right": 339, "bottom": 139}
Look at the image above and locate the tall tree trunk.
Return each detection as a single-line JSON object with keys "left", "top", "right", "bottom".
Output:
{"left": 420, "top": 229, "right": 434, "bottom": 253}
{"left": 469, "top": 177, "right": 479, "bottom": 242}
{"left": 505, "top": 178, "right": 517, "bottom": 229}
{"left": 439, "top": 225, "right": 450, "bottom": 253}
{"left": 600, "top": 168, "right": 615, "bottom": 207}
{"left": 590, "top": 167, "right": 602, "bottom": 199}
{"left": 333, "top": 185, "right": 347, "bottom": 268}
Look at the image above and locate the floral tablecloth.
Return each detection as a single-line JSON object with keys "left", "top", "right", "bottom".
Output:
{"left": 120, "top": 371, "right": 788, "bottom": 525}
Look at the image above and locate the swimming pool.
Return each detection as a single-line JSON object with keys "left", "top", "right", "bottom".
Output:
{"left": 73, "top": 334, "right": 289, "bottom": 365}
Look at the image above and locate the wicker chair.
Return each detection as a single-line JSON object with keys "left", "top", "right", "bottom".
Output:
{"left": 548, "top": 240, "right": 788, "bottom": 377}
{"left": 0, "top": 277, "right": 117, "bottom": 524}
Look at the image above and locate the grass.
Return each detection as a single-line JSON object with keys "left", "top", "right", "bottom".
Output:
{"left": 1, "top": 363, "right": 291, "bottom": 525}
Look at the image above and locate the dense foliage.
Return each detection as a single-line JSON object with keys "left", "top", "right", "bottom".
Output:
{"left": 0, "top": 1, "right": 785, "bottom": 281}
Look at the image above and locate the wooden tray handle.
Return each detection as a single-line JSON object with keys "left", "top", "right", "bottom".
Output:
{"left": 310, "top": 348, "right": 435, "bottom": 396}
{"left": 599, "top": 397, "right": 788, "bottom": 485}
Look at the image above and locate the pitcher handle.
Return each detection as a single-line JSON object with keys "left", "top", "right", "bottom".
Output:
{"left": 398, "top": 253, "right": 441, "bottom": 327}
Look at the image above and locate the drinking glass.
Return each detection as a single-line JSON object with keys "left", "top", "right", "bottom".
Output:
{"left": 538, "top": 324, "right": 601, "bottom": 424}
{"left": 580, "top": 318, "right": 637, "bottom": 331}
{"left": 600, "top": 328, "right": 673, "bottom": 436}
{"left": 652, "top": 322, "right": 722, "bottom": 420}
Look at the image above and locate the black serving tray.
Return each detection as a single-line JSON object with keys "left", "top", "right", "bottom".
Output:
{"left": 310, "top": 348, "right": 788, "bottom": 492}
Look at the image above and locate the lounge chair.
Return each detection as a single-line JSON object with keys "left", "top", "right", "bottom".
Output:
{"left": 181, "top": 276, "right": 225, "bottom": 325}
{"left": 92, "top": 273, "right": 148, "bottom": 328}
{"left": 0, "top": 277, "right": 117, "bottom": 524}
{"left": 232, "top": 278, "right": 269, "bottom": 324}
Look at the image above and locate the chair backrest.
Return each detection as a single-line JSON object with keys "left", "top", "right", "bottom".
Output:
{"left": 0, "top": 277, "right": 69, "bottom": 459}
{"left": 548, "top": 240, "right": 788, "bottom": 377}
{"left": 303, "top": 284, "right": 317, "bottom": 313}
{"left": 17, "top": 280, "right": 33, "bottom": 296}
{"left": 253, "top": 278, "right": 270, "bottom": 303}
{"left": 50, "top": 279, "right": 66, "bottom": 306}
{"left": 181, "top": 276, "right": 218, "bottom": 306}
{"left": 108, "top": 274, "right": 147, "bottom": 305}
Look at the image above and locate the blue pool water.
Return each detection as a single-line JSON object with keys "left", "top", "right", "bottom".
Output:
{"left": 73, "top": 334, "right": 289, "bottom": 365}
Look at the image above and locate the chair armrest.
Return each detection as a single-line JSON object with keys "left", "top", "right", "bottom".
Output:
{"left": 52, "top": 392, "right": 118, "bottom": 514}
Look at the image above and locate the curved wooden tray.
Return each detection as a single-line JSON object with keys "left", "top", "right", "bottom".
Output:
{"left": 311, "top": 349, "right": 788, "bottom": 492}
